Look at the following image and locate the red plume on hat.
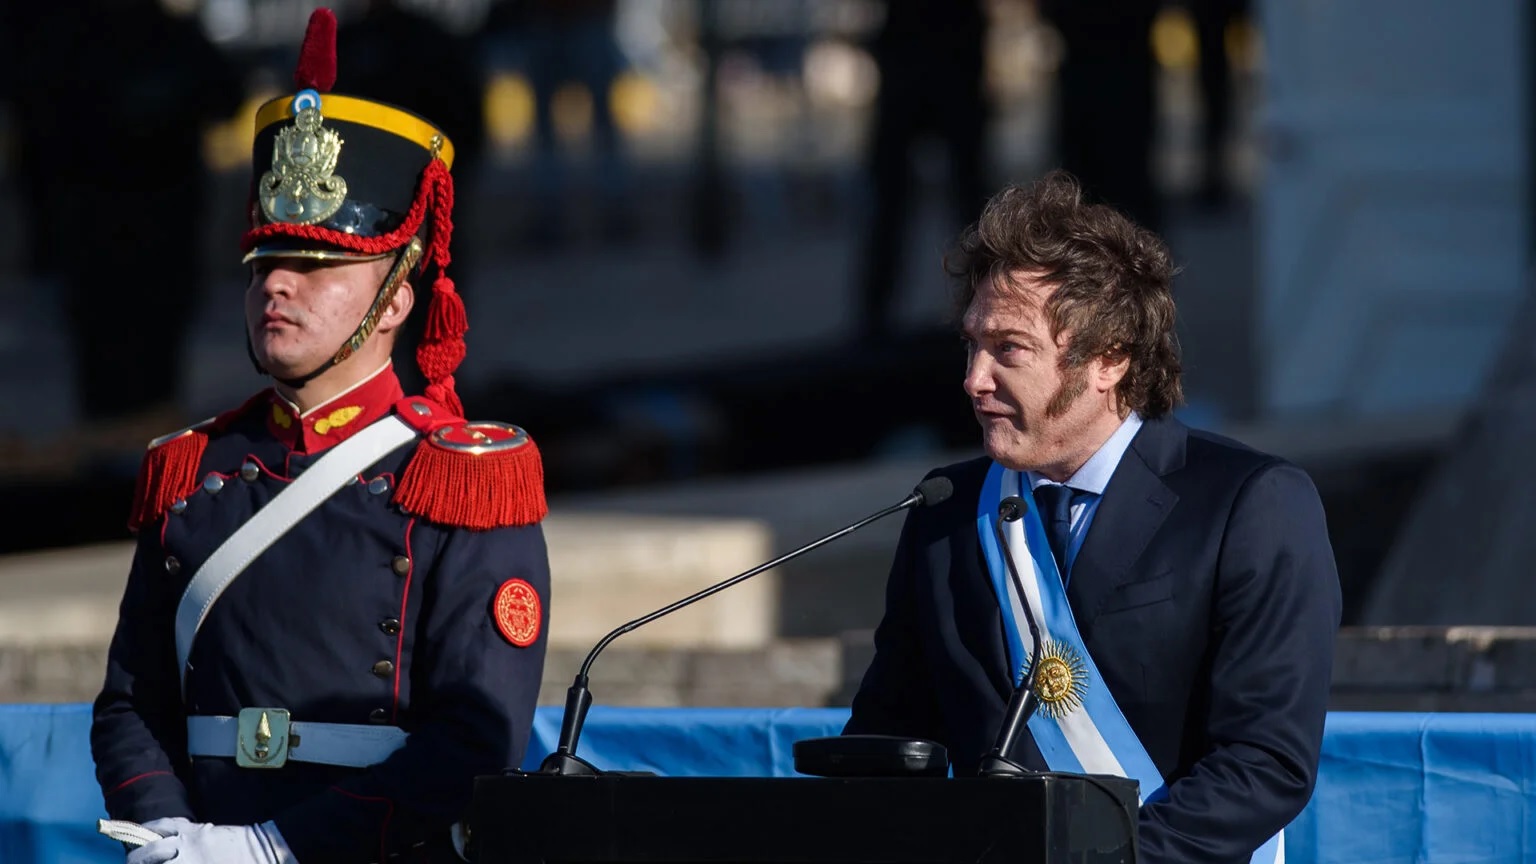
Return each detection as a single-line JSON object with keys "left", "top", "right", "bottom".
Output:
{"left": 293, "top": 7, "right": 338, "bottom": 92}
{"left": 242, "top": 6, "right": 469, "bottom": 416}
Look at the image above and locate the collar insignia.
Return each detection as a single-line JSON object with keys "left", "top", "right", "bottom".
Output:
{"left": 314, "top": 405, "right": 362, "bottom": 435}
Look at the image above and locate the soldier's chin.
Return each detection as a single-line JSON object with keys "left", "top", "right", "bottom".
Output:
{"left": 253, "top": 346, "right": 313, "bottom": 382}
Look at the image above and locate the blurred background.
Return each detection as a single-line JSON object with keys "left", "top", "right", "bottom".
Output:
{"left": 1, "top": 0, "right": 1533, "bottom": 709}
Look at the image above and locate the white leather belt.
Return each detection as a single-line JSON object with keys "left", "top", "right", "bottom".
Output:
{"left": 187, "top": 712, "right": 408, "bottom": 769}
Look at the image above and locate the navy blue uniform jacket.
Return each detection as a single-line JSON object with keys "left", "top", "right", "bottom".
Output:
{"left": 91, "top": 368, "right": 550, "bottom": 863}
{"left": 846, "top": 415, "right": 1341, "bottom": 863}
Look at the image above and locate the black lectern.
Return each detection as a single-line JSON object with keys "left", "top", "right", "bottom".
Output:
{"left": 466, "top": 773, "right": 1138, "bottom": 864}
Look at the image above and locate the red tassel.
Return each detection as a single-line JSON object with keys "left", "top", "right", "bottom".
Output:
{"left": 417, "top": 281, "right": 466, "bottom": 370}
{"left": 294, "top": 8, "right": 338, "bottom": 92}
{"left": 395, "top": 437, "right": 547, "bottom": 530}
{"left": 424, "top": 275, "right": 467, "bottom": 341}
{"left": 127, "top": 429, "right": 210, "bottom": 532}
{"left": 424, "top": 379, "right": 464, "bottom": 419}
{"left": 412, "top": 159, "right": 468, "bottom": 412}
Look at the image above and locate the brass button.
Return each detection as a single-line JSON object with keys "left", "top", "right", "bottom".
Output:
{"left": 391, "top": 556, "right": 411, "bottom": 577}
{"left": 165, "top": 556, "right": 181, "bottom": 576}
{"left": 202, "top": 474, "right": 224, "bottom": 494}
{"left": 379, "top": 618, "right": 402, "bottom": 636}
{"left": 240, "top": 461, "right": 260, "bottom": 482}
{"left": 371, "top": 660, "right": 395, "bottom": 678}
{"left": 369, "top": 708, "right": 389, "bottom": 724}
{"left": 411, "top": 401, "right": 430, "bottom": 416}
{"left": 169, "top": 499, "right": 188, "bottom": 515}
{"left": 368, "top": 477, "right": 390, "bottom": 496}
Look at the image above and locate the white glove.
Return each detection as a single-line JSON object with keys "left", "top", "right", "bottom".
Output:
{"left": 98, "top": 817, "right": 193, "bottom": 848}
{"left": 126, "top": 819, "right": 296, "bottom": 864}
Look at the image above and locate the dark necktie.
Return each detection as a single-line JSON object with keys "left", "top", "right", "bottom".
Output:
{"left": 1032, "top": 484, "right": 1078, "bottom": 581}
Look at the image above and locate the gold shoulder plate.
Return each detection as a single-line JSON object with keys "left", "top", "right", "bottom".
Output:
{"left": 428, "top": 422, "right": 532, "bottom": 456}
{"left": 146, "top": 417, "right": 217, "bottom": 451}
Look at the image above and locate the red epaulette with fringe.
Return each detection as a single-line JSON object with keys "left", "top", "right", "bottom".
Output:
{"left": 127, "top": 391, "right": 271, "bottom": 532}
{"left": 392, "top": 396, "right": 548, "bottom": 530}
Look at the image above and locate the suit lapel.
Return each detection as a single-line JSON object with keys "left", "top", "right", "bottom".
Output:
{"left": 968, "top": 540, "right": 1019, "bottom": 700}
{"left": 939, "top": 458, "right": 1027, "bottom": 702}
{"left": 953, "top": 483, "right": 1020, "bottom": 702}
{"left": 1067, "top": 417, "right": 1185, "bottom": 629}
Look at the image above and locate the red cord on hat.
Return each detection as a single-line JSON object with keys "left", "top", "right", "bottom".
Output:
{"left": 417, "top": 164, "right": 467, "bottom": 416}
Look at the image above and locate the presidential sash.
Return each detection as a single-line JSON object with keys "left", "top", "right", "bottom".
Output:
{"left": 977, "top": 461, "right": 1283, "bottom": 864}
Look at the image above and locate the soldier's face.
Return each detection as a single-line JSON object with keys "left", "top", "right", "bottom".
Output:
{"left": 245, "top": 256, "right": 393, "bottom": 379}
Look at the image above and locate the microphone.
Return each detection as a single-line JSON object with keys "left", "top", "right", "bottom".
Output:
{"left": 978, "top": 494, "right": 1045, "bottom": 778}
{"left": 538, "top": 475, "right": 956, "bottom": 775}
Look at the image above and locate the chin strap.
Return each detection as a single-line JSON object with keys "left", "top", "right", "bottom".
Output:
{"left": 248, "top": 237, "right": 426, "bottom": 387}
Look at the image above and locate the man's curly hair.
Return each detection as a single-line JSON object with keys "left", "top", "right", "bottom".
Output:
{"left": 946, "top": 170, "right": 1184, "bottom": 419}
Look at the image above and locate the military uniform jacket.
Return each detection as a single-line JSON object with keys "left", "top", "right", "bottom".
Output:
{"left": 91, "top": 365, "right": 550, "bottom": 863}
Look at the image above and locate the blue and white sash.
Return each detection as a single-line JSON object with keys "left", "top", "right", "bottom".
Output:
{"left": 977, "top": 462, "right": 1282, "bottom": 864}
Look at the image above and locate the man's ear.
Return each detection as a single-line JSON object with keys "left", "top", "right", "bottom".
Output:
{"left": 377, "top": 281, "right": 415, "bottom": 334}
{"left": 1093, "top": 349, "right": 1130, "bottom": 393}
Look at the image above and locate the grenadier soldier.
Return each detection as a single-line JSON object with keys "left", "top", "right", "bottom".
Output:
{"left": 90, "top": 10, "right": 550, "bottom": 862}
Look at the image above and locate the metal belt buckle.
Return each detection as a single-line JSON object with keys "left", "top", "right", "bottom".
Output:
{"left": 236, "top": 707, "right": 293, "bottom": 769}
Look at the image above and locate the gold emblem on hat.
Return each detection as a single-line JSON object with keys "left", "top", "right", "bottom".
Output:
{"left": 259, "top": 104, "right": 348, "bottom": 226}
{"left": 1026, "top": 640, "right": 1089, "bottom": 719}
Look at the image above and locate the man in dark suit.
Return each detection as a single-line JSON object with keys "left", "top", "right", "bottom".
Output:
{"left": 845, "top": 170, "right": 1340, "bottom": 863}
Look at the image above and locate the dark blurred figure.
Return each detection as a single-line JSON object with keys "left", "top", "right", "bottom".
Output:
{"left": 1040, "top": 0, "right": 1163, "bottom": 232}
{"left": 498, "top": 0, "right": 632, "bottom": 248}
{"left": 1191, "top": 0, "right": 1247, "bottom": 208}
{"left": 855, "top": 0, "right": 991, "bottom": 343}
{"left": 2, "top": 5, "right": 67, "bottom": 281}
{"left": 1, "top": 0, "right": 242, "bottom": 460}
{"left": 337, "top": 0, "right": 488, "bottom": 396}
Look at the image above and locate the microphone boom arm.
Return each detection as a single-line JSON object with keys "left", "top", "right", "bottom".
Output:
{"left": 579, "top": 496, "right": 919, "bottom": 682}
{"left": 541, "top": 481, "right": 948, "bottom": 774}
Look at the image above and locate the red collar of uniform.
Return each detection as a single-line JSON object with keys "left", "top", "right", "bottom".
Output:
{"left": 265, "top": 362, "right": 406, "bottom": 453}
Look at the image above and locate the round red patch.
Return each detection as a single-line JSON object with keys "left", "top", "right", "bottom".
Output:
{"left": 493, "top": 578, "right": 542, "bottom": 647}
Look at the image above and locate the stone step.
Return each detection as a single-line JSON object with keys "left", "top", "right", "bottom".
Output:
{"left": 0, "top": 638, "right": 845, "bottom": 708}
{"left": 0, "top": 511, "right": 781, "bottom": 653}
{"left": 12, "top": 628, "right": 1536, "bottom": 711}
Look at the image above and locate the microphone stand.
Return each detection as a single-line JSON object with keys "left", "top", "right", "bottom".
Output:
{"left": 978, "top": 498, "right": 1044, "bottom": 778}
{"left": 539, "top": 483, "right": 947, "bottom": 775}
